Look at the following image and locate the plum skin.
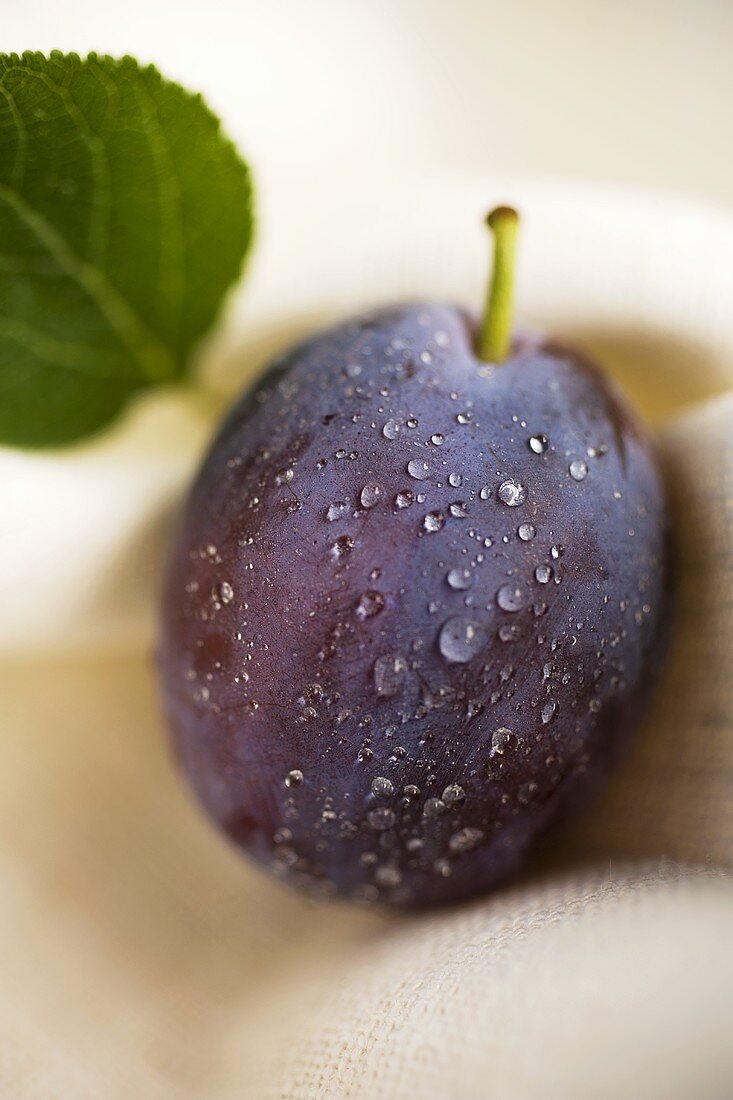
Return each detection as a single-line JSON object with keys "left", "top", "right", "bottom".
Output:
{"left": 159, "top": 303, "right": 669, "bottom": 908}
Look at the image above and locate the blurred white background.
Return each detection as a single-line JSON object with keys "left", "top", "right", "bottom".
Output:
{"left": 4, "top": 0, "right": 733, "bottom": 209}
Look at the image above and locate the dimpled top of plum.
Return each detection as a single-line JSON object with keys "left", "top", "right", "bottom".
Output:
{"left": 159, "top": 303, "right": 669, "bottom": 908}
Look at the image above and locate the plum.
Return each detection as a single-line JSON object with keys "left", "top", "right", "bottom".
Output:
{"left": 159, "top": 209, "right": 669, "bottom": 907}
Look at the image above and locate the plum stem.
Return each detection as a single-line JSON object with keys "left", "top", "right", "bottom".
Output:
{"left": 477, "top": 205, "right": 519, "bottom": 363}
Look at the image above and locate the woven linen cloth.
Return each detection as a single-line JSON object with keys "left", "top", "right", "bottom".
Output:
{"left": 1, "top": 184, "right": 732, "bottom": 1097}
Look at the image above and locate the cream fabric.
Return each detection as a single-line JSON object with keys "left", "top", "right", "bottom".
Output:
{"left": 2, "top": 183, "right": 733, "bottom": 1097}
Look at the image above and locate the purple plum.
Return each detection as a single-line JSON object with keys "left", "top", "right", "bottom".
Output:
{"left": 159, "top": 210, "right": 669, "bottom": 907}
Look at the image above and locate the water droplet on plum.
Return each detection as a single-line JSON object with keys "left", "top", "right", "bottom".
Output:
{"left": 356, "top": 591, "right": 385, "bottom": 619}
{"left": 439, "top": 616, "right": 482, "bottom": 663}
{"left": 498, "top": 479, "right": 526, "bottom": 507}
{"left": 496, "top": 583, "right": 524, "bottom": 612}
{"left": 361, "top": 483, "right": 383, "bottom": 508}
{"left": 373, "top": 654, "right": 407, "bottom": 696}
{"left": 449, "top": 827, "right": 484, "bottom": 852}
{"left": 326, "top": 501, "right": 349, "bottom": 522}
{"left": 447, "top": 567, "right": 472, "bottom": 590}
{"left": 371, "top": 776, "right": 394, "bottom": 798}
{"left": 407, "top": 459, "right": 430, "bottom": 480}
{"left": 423, "top": 511, "right": 445, "bottom": 532}
{"left": 442, "top": 783, "right": 466, "bottom": 807}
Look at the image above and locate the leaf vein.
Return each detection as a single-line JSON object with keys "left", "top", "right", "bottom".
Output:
{"left": 131, "top": 78, "right": 186, "bottom": 331}
{"left": 0, "top": 315, "right": 135, "bottom": 382}
{"left": 0, "top": 181, "right": 176, "bottom": 383}
{"left": 3, "top": 64, "right": 111, "bottom": 263}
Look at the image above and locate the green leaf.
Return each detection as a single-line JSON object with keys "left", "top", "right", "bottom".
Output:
{"left": 0, "top": 51, "right": 253, "bottom": 447}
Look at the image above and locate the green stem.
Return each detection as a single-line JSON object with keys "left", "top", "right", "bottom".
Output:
{"left": 477, "top": 205, "right": 519, "bottom": 363}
